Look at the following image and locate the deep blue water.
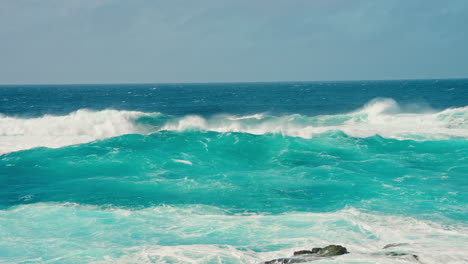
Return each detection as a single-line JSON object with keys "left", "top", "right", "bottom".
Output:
{"left": 2, "top": 79, "right": 467, "bottom": 117}
{"left": 0, "top": 80, "right": 467, "bottom": 263}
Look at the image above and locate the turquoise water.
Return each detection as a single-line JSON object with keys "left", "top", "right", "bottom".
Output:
{"left": 1, "top": 81, "right": 467, "bottom": 263}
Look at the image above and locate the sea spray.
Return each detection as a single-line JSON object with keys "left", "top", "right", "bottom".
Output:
{"left": 1, "top": 98, "right": 467, "bottom": 154}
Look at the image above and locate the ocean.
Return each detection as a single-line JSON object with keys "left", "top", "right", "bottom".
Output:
{"left": 0, "top": 79, "right": 467, "bottom": 263}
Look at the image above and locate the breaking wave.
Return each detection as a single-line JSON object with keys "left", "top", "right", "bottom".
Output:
{"left": 0, "top": 109, "right": 156, "bottom": 154}
{"left": 1, "top": 98, "right": 467, "bottom": 154}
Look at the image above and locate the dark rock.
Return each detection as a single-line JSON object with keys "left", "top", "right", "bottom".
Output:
{"left": 293, "top": 245, "right": 348, "bottom": 257}
{"left": 310, "top": 248, "right": 321, "bottom": 254}
{"left": 383, "top": 243, "right": 409, "bottom": 249}
{"left": 317, "top": 245, "right": 348, "bottom": 256}
{"left": 382, "top": 244, "right": 419, "bottom": 262}
{"left": 385, "top": 252, "right": 419, "bottom": 261}
{"left": 264, "top": 245, "right": 348, "bottom": 264}
{"left": 386, "top": 252, "right": 407, "bottom": 257}
{"left": 263, "top": 258, "right": 310, "bottom": 264}
{"left": 293, "top": 250, "right": 315, "bottom": 256}
{"left": 292, "top": 248, "right": 321, "bottom": 256}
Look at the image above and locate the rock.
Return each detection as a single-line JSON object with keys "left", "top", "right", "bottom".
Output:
{"left": 310, "top": 248, "right": 321, "bottom": 254}
{"left": 317, "top": 245, "right": 348, "bottom": 256}
{"left": 293, "top": 245, "right": 348, "bottom": 257}
{"left": 292, "top": 248, "right": 321, "bottom": 256}
{"left": 383, "top": 243, "right": 409, "bottom": 249}
{"left": 385, "top": 252, "right": 419, "bottom": 261}
{"left": 382, "top": 244, "right": 419, "bottom": 262}
{"left": 293, "top": 250, "right": 315, "bottom": 256}
{"left": 264, "top": 258, "right": 310, "bottom": 264}
{"left": 265, "top": 245, "right": 349, "bottom": 264}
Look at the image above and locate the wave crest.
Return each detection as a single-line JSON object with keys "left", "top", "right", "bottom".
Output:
{"left": 0, "top": 109, "right": 156, "bottom": 154}
{"left": 1, "top": 99, "right": 467, "bottom": 154}
{"left": 162, "top": 98, "right": 468, "bottom": 140}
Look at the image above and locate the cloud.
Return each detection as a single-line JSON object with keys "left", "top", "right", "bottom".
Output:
{"left": 0, "top": 0, "right": 467, "bottom": 83}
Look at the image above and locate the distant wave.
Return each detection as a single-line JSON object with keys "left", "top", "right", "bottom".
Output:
{"left": 161, "top": 98, "right": 467, "bottom": 140}
{"left": 1, "top": 98, "right": 467, "bottom": 154}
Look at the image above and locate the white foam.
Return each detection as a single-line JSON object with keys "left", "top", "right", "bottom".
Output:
{"left": 161, "top": 99, "right": 468, "bottom": 140}
{"left": 1, "top": 99, "right": 467, "bottom": 155}
{"left": 0, "top": 109, "right": 154, "bottom": 155}
{"left": 1, "top": 203, "right": 467, "bottom": 263}
{"left": 173, "top": 159, "right": 193, "bottom": 165}
{"left": 93, "top": 208, "right": 468, "bottom": 264}
{"left": 227, "top": 114, "right": 265, "bottom": 120}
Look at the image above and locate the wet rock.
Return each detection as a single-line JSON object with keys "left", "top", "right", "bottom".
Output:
{"left": 381, "top": 244, "right": 420, "bottom": 262}
{"left": 292, "top": 248, "right": 321, "bottom": 256}
{"left": 383, "top": 243, "right": 409, "bottom": 249}
{"left": 293, "top": 250, "right": 315, "bottom": 256}
{"left": 265, "top": 245, "right": 348, "bottom": 263}
{"left": 264, "top": 258, "right": 310, "bottom": 264}
{"left": 310, "top": 248, "right": 321, "bottom": 254}
{"left": 293, "top": 245, "right": 348, "bottom": 257}
{"left": 385, "top": 252, "right": 419, "bottom": 261}
{"left": 317, "top": 245, "right": 348, "bottom": 256}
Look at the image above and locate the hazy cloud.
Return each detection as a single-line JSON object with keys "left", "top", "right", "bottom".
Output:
{"left": 0, "top": 0, "right": 467, "bottom": 83}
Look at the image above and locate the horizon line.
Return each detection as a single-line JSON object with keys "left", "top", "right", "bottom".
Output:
{"left": 1, "top": 77, "right": 468, "bottom": 86}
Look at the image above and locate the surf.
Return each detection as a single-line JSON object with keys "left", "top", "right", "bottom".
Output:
{"left": 1, "top": 203, "right": 467, "bottom": 264}
{"left": 1, "top": 98, "right": 467, "bottom": 155}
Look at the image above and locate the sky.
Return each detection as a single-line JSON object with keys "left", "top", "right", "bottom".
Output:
{"left": 1, "top": 0, "right": 467, "bottom": 84}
